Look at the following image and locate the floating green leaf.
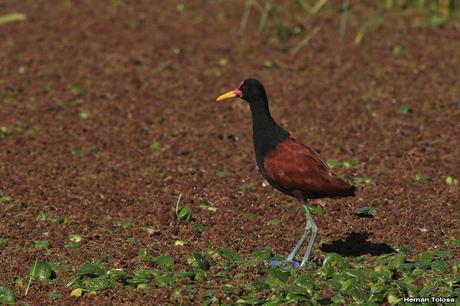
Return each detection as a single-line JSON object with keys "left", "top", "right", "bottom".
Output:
{"left": 0, "top": 13, "right": 26, "bottom": 25}
{"left": 216, "top": 171, "right": 231, "bottom": 177}
{"left": 0, "top": 286, "right": 16, "bottom": 304}
{"left": 399, "top": 104, "right": 411, "bottom": 114}
{"left": 71, "top": 85, "right": 84, "bottom": 95}
{"left": 83, "top": 277, "right": 111, "bottom": 291}
{"left": 239, "top": 183, "right": 255, "bottom": 191}
{"left": 154, "top": 256, "right": 174, "bottom": 269}
{"left": 327, "top": 158, "right": 357, "bottom": 169}
{"left": 352, "top": 206, "right": 377, "bottom": 217}
{"left": 445, "top": 176, "right": 458, "bottom": 186}
{"left": 0, "top": 195, "right": 12, "bottom": 203}
{"left": 415, "top": 173, "right": 431, "bottom": 181}
{"left": 149, "top": 141, "right": 163, "bottom": 151}
{"left": 48, "top": 292, "right": 62, "bottom": 299}
{"left": 69, "top": 234, "right": 82, "bottom": 243}
{"left": 78, "top": 263, "right": 107, "bottom": 277}
{"left": 70, "top": 287, "right": 83, "bottom": 297}
{"left": 34, "top": 240, "right": 49, "bottom": 248}
{"left": 116, "top": 220, "right": 133, "bottom": 228}
{"left": 353, "top": 177, "right": 373, "bottom": 186}
{"left": 78, "top": 110, "right": 91, "bottom": 119}
{"left": 177, "top": 207, "right": 192, "bottom": 221}
{"left": 64, "top": 242, "right": 80, "bottom": 249}
{"left": 199, "top": 203, "right": 218, "bottom": 212}
{"left": 252, "top": 247, "right": 273, "bottom": 260}
{"left": 29, "top": 260, "right": 52, "bottom": 282}
{"left": 189, "top": 253, "right": 210, "bottom": 270}
{"left": 221, "top": 248, "right": 242, "bottom": 262}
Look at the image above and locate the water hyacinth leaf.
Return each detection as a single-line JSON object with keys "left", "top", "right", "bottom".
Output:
{"left": 64, "top": 242, "right": 80, "bottom": 249}
{"left": 331, "top": 294, "right": 345, "bottom": 303}
{"left": 50, "top": 216, "right": 65, "bottom": 224}
{"left": 29, "top": 260, "right": 53, "bottom": 281}
{"left": 69, "top": 234, "right": 82, "bottom": 243}
{"left": 36, "top": 211, "right": 47, "bottom": 221}
{"left": 155, "top": 274, "right": 174, "bottom": 286}
{"left": 415, "top": 173, "right": 431, "bottom": 181}
{"left": 399, "top": 104, "right": 411, "bottom": 114}
{"left": 239, "top": 183, "right": 255, "bottom": 190}
{"left": 322, "top": 253, "right": 347, "bottom": 275}
{"left": 0, "top": 195, "right": 12, "bottom": 202}
{"left": 82, "top": 277, "right": 111, "bottom": 291}
{"left": 34, "top": 240, "right": 49, "bottom": 248}
{"left": 71, "top": 85, "right": 84, "bottom": 95}
{"left": 267, "top": 219, "right": 282, "bottom": 225}
{"left": 154, "top": 256, "right": 174, "bottom": 269}
{"left": 415, "top": 252, "right": 433, "bottom": 265}
{"left": 243, "top": 212, "right": 256, "bottom": 219}
{"left": 418, "top": 285, "right": 434, "bottom": 296}
{"left": 352, "top": 206, "right": 377, "bottom": 217}
{"left": 48, "top": 292, "right": 62, "bottom": 299}
{"left": 174, "top": 240, "right": 185, "bottom": 247}
{"left": 199, "top": 203, "right": 218, "bottom": 212}
{"left": 116, "top": 220, "right": 133, "bottom": 228}
{"left": 0, "top": 13, "right": 26, "bottom": 25}
{"left": 252, "top": 247, "right": 273, "bottom": 260}
{"left": 340, "top": 278, "right": 354, "bottom": 291}
{"left": 106, "top": 269, "right": 128, "bottom": 280}
{"left": 353, "top": 177, "right": 373, "bottom": 186}
{"left": 349, "top": 288, "right": 368, "bottom": 303}
{"left": 370, "top": 282, "right": 388, "bottom": 295}
{"left": 18, "top": 65, "right": 28, "bottom": 74}
{"left": 305, "top": 204, "right": 323, "bottom": 215}
{"left": 285, "top": 292, "right": 307, "bottom": 302}
{"left": 78, "top": 263, "right": 107, "bottom": 276}
{"left": 70, "top": 288, "right": 83, "bottom": 297}
{"left": 66, "top": 276, "right": 81, "bottom": 287}
{"left": 149, "top": 141, "right": 163, "bottom": 151}
{"left": 216, "top": 171, "right": 231, "bottom": 177}
{"left": 189, "top": 253, "right": 210, "bottom": 270}
{"left": 177, "top": 207, "right": 192, "bottom": 221}
{"left": 191, "top": 222, "right": 207, "bottom": 232}
{"left": 327, "top": 158, "right": 357, "bottom": 169}
{"left": 0, "top": 286, "right": 16, "bottom": 304}
{"left": 387, "top": 253, "right": 404, "bottom": 269}
{"left": 294, "top": 274, "right": 314, "bottom": 294}
{"left": 128, "top": 269, "right": 156, "bottom": 284}
{"left": 445, "top": 176, "right": 458, "bottom": 186}
{"left": 429, "top": 15, "right": 447, "bottom": 27}
{"left": 221, "top": 248, "right": 242, "bottom": 262}
{"left": 79, "top": 110, "right": 90, "bottom": 119}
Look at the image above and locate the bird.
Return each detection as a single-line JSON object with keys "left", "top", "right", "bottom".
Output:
{"left": 216, "top": 78, "right": 356, "bottom": 268}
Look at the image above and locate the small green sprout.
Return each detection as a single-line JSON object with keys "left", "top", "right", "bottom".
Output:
{"left": 415, "top": 173, "right": 431, "bottom": 181}
{"left": 34, "top": 240, "right": 49, "bottom": 248}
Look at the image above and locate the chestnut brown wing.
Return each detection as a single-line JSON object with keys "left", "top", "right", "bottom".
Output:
{"left": 263, "top": 138, "right": 355, "bottom": 198}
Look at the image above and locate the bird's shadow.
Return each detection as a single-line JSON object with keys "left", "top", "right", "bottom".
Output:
{"left": 321, "top": 232, "right": 395, "bottom": 257}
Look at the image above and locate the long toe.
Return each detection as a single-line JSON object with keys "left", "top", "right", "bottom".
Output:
{"left": 270, "top": 259, "right": 301, "bottom": 269}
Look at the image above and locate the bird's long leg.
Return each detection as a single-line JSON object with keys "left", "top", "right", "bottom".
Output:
{"left": 285, "top": 205, "right": 311, "bottom": 262}
{"left": 299, "top": 203, "right": 318, "bottom": 268}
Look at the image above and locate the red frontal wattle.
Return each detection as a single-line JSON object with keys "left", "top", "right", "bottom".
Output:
{"left": 234, "top": 80, "right": 244, "bottom": 97}
{"left": 234, "top": 88, "right": 243, "bottom": 97}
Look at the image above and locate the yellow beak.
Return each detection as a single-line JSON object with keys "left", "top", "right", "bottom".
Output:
{"left": 216, "top": 90, "right": 238, "bottom": 102}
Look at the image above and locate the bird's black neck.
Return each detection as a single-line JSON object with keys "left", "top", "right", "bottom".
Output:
{"left": 249, "top": 97, "right": 289, "bottom": 167}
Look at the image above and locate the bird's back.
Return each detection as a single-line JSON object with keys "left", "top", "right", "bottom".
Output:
{"left": 262, "top": 138, "right": 356, "bottom": 199}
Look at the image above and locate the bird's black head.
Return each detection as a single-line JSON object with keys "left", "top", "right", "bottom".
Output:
{"left": 216, "top": 78, "right": 267, "bottom": 104}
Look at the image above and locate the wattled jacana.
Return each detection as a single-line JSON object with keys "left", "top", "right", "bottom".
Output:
{"left": 216, "top": 79, "right": 356, "bottom": 268}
